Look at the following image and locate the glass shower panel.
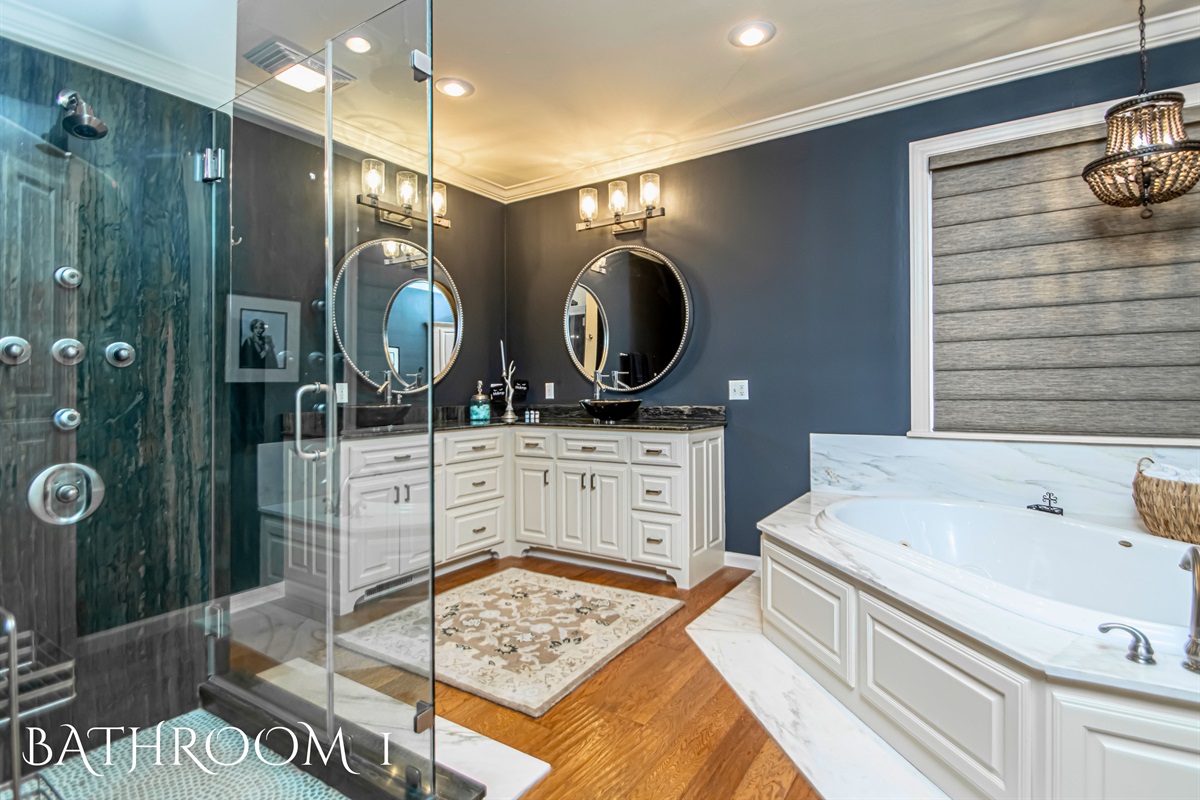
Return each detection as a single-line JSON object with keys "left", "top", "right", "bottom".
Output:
{"left": 0, "top": 31, "right": 220, "bottom": 796}
{"left": 325, "top": 1, "right": 437, "bottom": 794}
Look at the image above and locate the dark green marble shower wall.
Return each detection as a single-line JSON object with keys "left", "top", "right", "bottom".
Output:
{"left": 0, "top": 38, "right": 220, "bottom": 635}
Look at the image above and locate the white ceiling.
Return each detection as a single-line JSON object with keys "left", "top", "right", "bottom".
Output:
{"left": 235, "top": 0, "right": 1200, "bottom": 200}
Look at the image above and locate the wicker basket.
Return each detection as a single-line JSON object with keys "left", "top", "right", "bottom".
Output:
{"left": 1133, "top": 457, "right": 1200, "bottom": 545}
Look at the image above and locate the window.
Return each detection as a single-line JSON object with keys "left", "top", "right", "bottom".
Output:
{"left": 910, "top": 87, "right": 1200, "bottom": 442}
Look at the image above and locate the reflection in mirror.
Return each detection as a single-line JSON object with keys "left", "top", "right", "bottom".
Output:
{"left": 385, "top": 280, "right": 458, "bottom": 389}
{"left": 332, "top": 237, "right": 462, "bottom": 394}
{"left": 564, "top": 246, "right": 690, "bottom": 393}
{"left": 567, "top": 285, "right": 608, "bottom": 374}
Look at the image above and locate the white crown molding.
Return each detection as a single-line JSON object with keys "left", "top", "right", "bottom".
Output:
{"left": 497, "top": 8, "right": 1200, "bottom": 202}
{"left": 0, "top": 0, "right": 233, "bottom": 108}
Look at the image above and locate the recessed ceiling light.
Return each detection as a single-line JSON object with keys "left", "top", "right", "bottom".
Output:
{"left": 435, "top": 77, "right": 475, "bottom": 98}
{"left": 728, "top": 21, "right": 776, "bottom": 48}
{"left": 345, "top": 36, "right": 372, "bottom": 54}
{"left": 274, "top": 63, "right": 326, "bottom": 92}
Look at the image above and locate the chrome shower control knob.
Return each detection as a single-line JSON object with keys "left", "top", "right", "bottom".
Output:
{"left": 52, "top": 338, "right": 85, "bottom": 365}
{"left": 1, "top": 336, "right": 31, "bottom": 365}
{"left": 54, "top": 266, "right": 82, "bottom": 288}
{"left": 53, "top": 408, "right": 82, "bottom": 431}
{"left": 55, "top": 485, "right": 80, "bottom": 504}
{"left": 105, "top": 342, "right": 136, "bottom": 368}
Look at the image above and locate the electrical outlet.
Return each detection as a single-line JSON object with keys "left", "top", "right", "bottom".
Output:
{"left": 336, "top": 383, "right": 349, "bottom": 404}
{"left": 729, "top": 379, "right": 749, "bottom": 400}
{"left": 544, "top": 382, "right": 555, "bottom": 400}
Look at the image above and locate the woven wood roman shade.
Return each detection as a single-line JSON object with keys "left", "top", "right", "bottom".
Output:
{"left": 929, "top": 108, "right": 1200, "bottom": 438}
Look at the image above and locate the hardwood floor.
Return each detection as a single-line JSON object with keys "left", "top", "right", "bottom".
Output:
{"left": 431, "top": 556, "right": 815, "bottom": 800}
{"left": 231, "top": 555, "right": 817, "bottom": 799}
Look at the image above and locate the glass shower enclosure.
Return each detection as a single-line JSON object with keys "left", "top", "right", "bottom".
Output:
{"left": 0, "top": 0, "right": 450, "bottom": 797}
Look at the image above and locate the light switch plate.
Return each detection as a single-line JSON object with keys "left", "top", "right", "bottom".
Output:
{"left": 336, "top": 383, "right": 349, "bottom": 404}
{"left": 729, "top": 379, "right": 749, "bottom": 400}
{"left": 544, "top": 382, "right": 555, "bottom": 400}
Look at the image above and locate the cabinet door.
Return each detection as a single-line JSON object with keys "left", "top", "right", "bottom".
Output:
{"left": 1052, "top": 688, "right": 1200, "bottom": 800}
{"left": 556, "top": 462, "right": 590, "bottom": 553}
{"left": 590, "top": 464, "right": 629, "bottom": 560}
{"left": 345, "top": 473, "right": 403, "bottom": 591}
{"left": 397, "top": 467, "right": 432, "bottom": 575}
{"left": 515, "top": 457, "right": 555, "bottom": 547}
{"left": 705, "top": 436, "right": 725, "bottom": 547}
{"left": 689, "top": 438, "right": 709, "bottom": 556}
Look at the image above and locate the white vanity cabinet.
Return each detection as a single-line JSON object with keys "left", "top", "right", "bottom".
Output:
{"left": 280, "top": 423, "right": 725, "bottom": 614}
{"left": 522, "top": 427, "right": 725, "bottom": 589}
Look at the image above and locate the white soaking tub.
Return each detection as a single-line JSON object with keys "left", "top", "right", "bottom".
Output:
{"left": 815, "top": 496, "right": 1192, "bottom": 652}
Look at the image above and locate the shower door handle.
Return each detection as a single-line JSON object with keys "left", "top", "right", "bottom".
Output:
{"left": 293, "top": 383, "right": 330, "bottom": 462}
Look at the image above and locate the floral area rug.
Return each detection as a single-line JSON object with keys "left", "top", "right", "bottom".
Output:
{"left": 336, "top": 568, "right": 683, "bottom": 716}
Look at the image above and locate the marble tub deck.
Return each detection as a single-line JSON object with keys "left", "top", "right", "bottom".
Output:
{"left": 760, "top": 493, "right": 1200, "bottom": 704}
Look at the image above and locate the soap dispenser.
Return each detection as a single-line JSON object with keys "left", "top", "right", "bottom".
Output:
{"left": 470, "top": 381, "right": 491, "bottom": 423}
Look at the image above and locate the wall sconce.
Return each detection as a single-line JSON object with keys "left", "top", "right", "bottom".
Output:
{"left": 356, "top": 158, "right": 451, "bottom": 229}
{"left": 576, "top": 173, "right": 665, "bottom": 235}
{"left": 380, "top": 239, "right": 426, "bottom": 268}
{"left": 431, "top": 182, "right": 448, "bottom": 222}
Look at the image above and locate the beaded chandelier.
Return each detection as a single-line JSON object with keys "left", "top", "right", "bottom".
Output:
{"left": 1082, "top": 2, "right": 1200, "bottom": 217}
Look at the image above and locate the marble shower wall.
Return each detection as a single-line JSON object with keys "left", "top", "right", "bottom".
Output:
{"left": 0, "top": 36, "right": 219, "bottom": 635}
{"left": 810, "top": 433, "right": 1200, "bottom": 531}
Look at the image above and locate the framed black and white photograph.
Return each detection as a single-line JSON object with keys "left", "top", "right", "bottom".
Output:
{"left": 225, "top": 295, "right": 301, "bottom": 383}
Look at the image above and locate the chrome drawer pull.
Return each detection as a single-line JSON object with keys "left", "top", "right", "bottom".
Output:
{"left": 647, "top": 537, "right": 664, "bottom": 544}
{"left": 543, "top": 469, "right": 549, "bottom": 487}
{"left": 646, "top": 489, "right": 663, "bottom": 496}
{"left": 393, "top": 454, "right": 412, "bottom": 461}
{"left": 471, "top": 444, "right": 487, "bottom": 451}
{"left": 472, "top": 526, "right": 487, "bottom": 534}
{"left": 524, "top": 442, "right": 539, "bottom": 448}
{"left": 645, "top": 448, "right": 664, "bottom": 456}
{"left": 472, "top": 480, "right": 487, "bottom": 487}
{"left": 581, "top": 445, "right": 597, "bottom": 452}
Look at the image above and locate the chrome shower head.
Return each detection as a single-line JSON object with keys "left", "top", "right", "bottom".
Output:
{"left": 56, "top": 90, "right": 108, "bottom": 140}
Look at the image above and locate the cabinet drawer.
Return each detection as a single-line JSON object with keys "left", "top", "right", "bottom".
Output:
{"left": 446, "top": 500, "right": 505, "bottom": 558}
{"left": 446, "top": 459, "right": 504, "bottom": 508}
{"left": 859, "top": 595, "right": 1032, "bottom": 800}
{"left": 557, "top": 432, "right": 627, "bottom": 462}
{"left": 631, "top": 467, "right": 682, "bottom": 515}
{"left": 762, "top": 540, "right": 856, "bottom": 688}
{"left": 631, "top": 512, "right": 681, "bottom": 569}
{"left": 515, "top": 430, "right": 554, "bottom": 457}
{"left": 344, "top": 436, "right": 428, "bottom": 477}
{"left": 446, "top": 431, "right": 507, "bottom": 463}
{"left": 631, "top": 435, "right": 684, "bottom": 467}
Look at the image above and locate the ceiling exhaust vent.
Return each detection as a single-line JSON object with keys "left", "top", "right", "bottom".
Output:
{"left": 243, "top": 38, "right": 356, "bottom": 91}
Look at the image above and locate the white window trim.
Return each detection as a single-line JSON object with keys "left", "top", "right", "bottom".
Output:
{"left": 908, "top": 82, "right": 1200, "bottom": 448}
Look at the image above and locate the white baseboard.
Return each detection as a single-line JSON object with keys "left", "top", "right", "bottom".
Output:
{"left": 725, "top": 552, "right": 762, "bottom": 572}
{"left": 228, "top": 582, "right": 286, "bottom": 614}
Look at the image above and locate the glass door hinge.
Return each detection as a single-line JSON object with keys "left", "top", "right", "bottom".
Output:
{"left": 198, "top": 147, "right": 226, "bottom": 183}
{"left": 413, "top": 699, "right": 434, "bottom": 733}
{"left": 203, "top": 603, "right": 229, "bottom": 638}
{"left": 411, "top": 50, "right": 432, "bottom": 82}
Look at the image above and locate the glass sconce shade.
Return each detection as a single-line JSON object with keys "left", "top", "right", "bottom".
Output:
{"left": 608, "top": 180, "right": 628, "bottom": 216}
{"left": 579, "top": 188, "right": 599, "bottom": 221}
{"left": 431, "top": 182, "right": 448, "bottom": 217}
{"left": 361, "top": 159, "right": 386, "bottom": 198}
{"left": 1083, "top": 92, "right": 1200, "bottom": 209}
{"left": 396, "top": 171, "right": 420, "bottom": 210}
{"left": 381, "top": 240, "right": 402, "bottom": 259}
{"left": 639, "top": 173, "right": 660, "bottom": 209}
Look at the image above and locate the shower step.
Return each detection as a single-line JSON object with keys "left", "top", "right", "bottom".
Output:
{"left": 0, "top": 629, "right": 75, "bottom": 727}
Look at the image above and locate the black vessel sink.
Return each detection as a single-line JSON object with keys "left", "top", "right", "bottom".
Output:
{"left": 580, "top": 399, "right": 642, "bottom": 422}
{"left": 346, "top": 404, "right": 413, "bottom": 429}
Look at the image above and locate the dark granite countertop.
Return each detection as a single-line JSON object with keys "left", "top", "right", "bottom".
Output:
{"left": 281, "top": 404, "right": 725, "bottom": 439}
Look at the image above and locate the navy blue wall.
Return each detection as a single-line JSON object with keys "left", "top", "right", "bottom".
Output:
{"left": 504, "top": 40, "right": 1200, "bottom": 556}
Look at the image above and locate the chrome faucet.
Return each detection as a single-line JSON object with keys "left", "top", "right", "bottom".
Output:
{"left": 1027, "top": 492, "right": 1063, "bottom": 515}
{"left": 376, "top": 372, "right": 395, "bottom": 405}
{"left": 593, "top": 370, "right": 605, "bottom": 400}
{"left": 1180, "top": 546, "right": 1200, "bottom": 673}
{"left": 609, "top": 370, "right": 632, "bottom": 390}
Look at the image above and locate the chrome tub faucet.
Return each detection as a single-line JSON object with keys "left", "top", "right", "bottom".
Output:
{"left": 1181, "top": 546, "right": 1200, "bottom": 673}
